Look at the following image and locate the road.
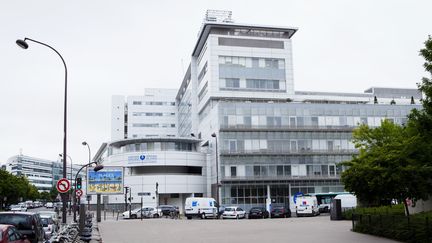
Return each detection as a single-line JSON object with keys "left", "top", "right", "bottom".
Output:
{"left": 98, "top": 215, "right": 397, "bottom": 243}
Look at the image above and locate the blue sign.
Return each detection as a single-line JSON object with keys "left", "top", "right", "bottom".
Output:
{"left": 293, "top": 192, "right": 304, "bottom": 204}
{"left": 192, "top": 201, "right": 198, "bottom": 207}
{"left": 128, "top": 154, "right": 157, "bottom": 164}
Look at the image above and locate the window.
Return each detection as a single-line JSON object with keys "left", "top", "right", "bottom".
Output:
{"left": 226, "top": 78, "right": 240, "bottom": 88}
{"left": 132, "top": 101, "right": 142, "bottom": 105}
{"left": 230, "top": 166, "right": 237, "bottom": 177}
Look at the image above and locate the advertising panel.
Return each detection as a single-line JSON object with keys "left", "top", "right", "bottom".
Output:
{"left": 87, "top": 166, "right": 123, "bottom": 195}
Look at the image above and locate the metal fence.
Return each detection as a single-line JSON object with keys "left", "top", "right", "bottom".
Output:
{"left": 352, "top": 213, "right": 431, "bottom": 243}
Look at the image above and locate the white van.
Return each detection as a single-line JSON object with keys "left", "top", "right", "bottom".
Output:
{"left": 184, "top": 197, "right": 218, "bottom": 219}
{"left": 333, "top": 194, "right": 357, "bottom": 210}
{"left": 295, "top": 196, "right": 320, "bottom": 216}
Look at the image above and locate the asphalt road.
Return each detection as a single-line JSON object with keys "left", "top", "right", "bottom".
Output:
{"left": 98, "top": 215, "right": 397, "bottom": 243}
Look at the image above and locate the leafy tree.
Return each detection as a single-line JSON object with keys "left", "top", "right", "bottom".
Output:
{"left": 49, "top": 185, "right": 59, "bottom": 202}
{"left": 341, "top": 121, "right": 428, "bottom": 209}
{"left": 342, "top": 36, "right": 432, "bottom": 215}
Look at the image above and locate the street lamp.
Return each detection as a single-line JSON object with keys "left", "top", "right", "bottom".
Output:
{"left": 16, "top": 37, "right": 69, "bottom": 224}
{"left": 211, "top": 133, "right": 220, "bottom": 209}
{"left": 82, "top": 141, "right": 91, "bottom": 164}
{"left": 59, "top": 153, "right": 73, "bottom": 215}
{"left": 73, "top": 161, "right": 104, "bottom": 222}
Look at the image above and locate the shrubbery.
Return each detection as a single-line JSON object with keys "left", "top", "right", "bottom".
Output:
{"left": 348, "top": 205, "right": 432, "bottom": 242}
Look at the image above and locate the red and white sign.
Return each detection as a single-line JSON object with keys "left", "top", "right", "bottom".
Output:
{"left": 56, "top": 178, "right": 71, "bottom": 193}
{"left": 76, "top": 189, "right": 83, "bottom": 198}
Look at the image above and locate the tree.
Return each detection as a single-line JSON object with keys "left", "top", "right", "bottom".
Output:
{"left": 341, "top": 121, "right": 431, "bottom": 210}
{"left": 342, "top": 36, "right": 432, "bottom": 215}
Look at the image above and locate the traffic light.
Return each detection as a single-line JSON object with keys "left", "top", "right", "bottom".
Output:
{"left": 76, "top": 177, "right": 82, "bottom": 189}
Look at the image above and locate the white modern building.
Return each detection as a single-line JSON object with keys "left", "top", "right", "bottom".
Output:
{"left": 112, "top": 89, "right": 178, "bottom": 140}
{"left": 94, "top": 10, "right": 422, "bottom": 212}
{"left": 6, "top": 154, "right": 85, "bottom": 192}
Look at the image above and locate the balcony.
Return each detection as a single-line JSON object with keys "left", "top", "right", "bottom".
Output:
{"left": 221, "top": 174, "right": 341, "bottom": 182}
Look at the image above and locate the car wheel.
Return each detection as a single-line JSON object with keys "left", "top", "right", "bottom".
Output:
{"left": 131, "top": 214, "right": 137, "bottom": 219}
{"left": 153, "top": 213, "right": 159, "bottom": 218}
{"left": 201, "top": 213, "right": 206, "bottom": 219}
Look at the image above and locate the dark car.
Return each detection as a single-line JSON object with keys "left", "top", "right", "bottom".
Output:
{"left": 271, "top": 206, "right": 291, "bottom": 218}
{"left": 0, "top": 212, "right": 45, "bottom": 243}
{"left": 0, "top": 224, "right": 31, "bottom": 243}
{"left": 158, "top": 205, "right": 176, "bottom": 216}
{"left": 248, "top": 207, "right": 269, "bottom": 219}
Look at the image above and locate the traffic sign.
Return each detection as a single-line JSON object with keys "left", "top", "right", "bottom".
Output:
{"left": 76, "top": 189, "right": 83, "bottom": 198}
{"left": 56, "top": 178, "right": 71, "bottom": 193}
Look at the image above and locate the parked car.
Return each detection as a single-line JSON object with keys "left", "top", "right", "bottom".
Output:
{"left": 271, "top": 206, "right": 291, "bottom": 218}
{"left": 122, "top": 207, "right": 161, "bottom": 219}
{"left": 0, "top": 212, "right": 45, "bottom": 243}
{"left": 222, "top": 206, "right": 246, "bottom": 219}
{"left": 40, "top": 216, "right": 56, "bottom": 239}
{"left": 38, "top": 211, "right": 59, "bottom": 227}
{"left": 158, "top": 205, "right": 176, "bottom": 217}
{"left": 0, "top": 224, "right": 31, "bottom": 243}
{"left": 248, "top": 207, "right": 269, "bottom": 219}
{"left": 10, "top": 205, "right": 27, "bottom": 212}
{"left": 44, "top": 202, "right": 53, "bottom": 209}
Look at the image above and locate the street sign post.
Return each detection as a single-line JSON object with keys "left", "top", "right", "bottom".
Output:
{"left": 56, "top": 178, "right": 71, "bottom": 193}
{"left": 76, "top": 189, "right": 83, "bottom": 198}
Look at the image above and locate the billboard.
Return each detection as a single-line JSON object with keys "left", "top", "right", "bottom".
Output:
{"left": 87, "top": 166, "right": 124, "bottom": 195}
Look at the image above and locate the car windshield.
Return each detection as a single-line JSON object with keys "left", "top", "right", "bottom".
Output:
{"left": 0, "top": 214, "right": 32, "bottom": 230}
{"left": 41, "top": 218, "right": 49, "bottom": 226}
{"left": 224, "top": 208, "right": 234, "bottom": 211}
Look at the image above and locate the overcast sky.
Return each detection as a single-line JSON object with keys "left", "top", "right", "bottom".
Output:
{"left": 0, "top": 0, "right": 431, "bottom": 166}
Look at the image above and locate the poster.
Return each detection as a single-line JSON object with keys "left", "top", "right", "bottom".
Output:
{"left": 87, "top": 166, "right": 123, "bottom": 195}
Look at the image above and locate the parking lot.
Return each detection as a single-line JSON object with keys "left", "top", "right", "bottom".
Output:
{"left": 98, "top": 215, "right": 397, "bottom": 243}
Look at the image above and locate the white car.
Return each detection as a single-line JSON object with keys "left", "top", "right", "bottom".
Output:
{"left": 222, "top": 206, "right": 246, "bottom": 219}
{"left": 295, "top": 196, "right": 320, "bottom": 216}
{"left": 10, "top": 204, "right": 27, "bottom": 212}
{"left": 45, "top": 202, "right": 54, "bottom": 208}
{"left": 122, "top": 207, "right": 161, "bottom": 219}
{"left": 39, "top": 211, "right": 59, "bottom": 227}
{"left": 40, "top": 215, "right": 57, "bottom": 238}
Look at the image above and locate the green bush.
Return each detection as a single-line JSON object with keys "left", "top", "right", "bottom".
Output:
{"left": 351, "top": 208, "right": 432, "bottom": 242}
{"left": 343, "top": 204, "right": 405, "bottom": 220}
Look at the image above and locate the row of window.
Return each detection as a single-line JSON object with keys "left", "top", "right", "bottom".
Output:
{"left": 132, "top": 112, "right": 175, "bottom": 117}
{"left": 219, "top": 102, "right": 415, "bottom": 117}
{"left": 221, "top": 115, "right": 408, "bottom": 128}
{"left": 221, "top": 155, "right": 352, "bottom": 165}
{"left": 221, "top": 78, "right": 283, "bottom": 91}
{"left": 223, "top": 164, "right": 342, "bottom": 178}
{"left": 220, "top": 139, "right": 355, "bottom": 153}
{"left": 132, "top": 123, "right": 175, "bottom": 128}
{"left": 108, "top": 142, "right": 197, "bottom": 155}
{"left": 219, "top": 56, "right": 285, "bottom": 69}
{"left": 132, "top": 101, "right": 176, "bottom": 106}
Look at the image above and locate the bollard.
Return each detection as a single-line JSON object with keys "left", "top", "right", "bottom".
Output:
{"left": 79, "top": 204, "right": 85, "bottom": 234}
{"left": 104, "top": 209, "right": 106, "bottom": 221}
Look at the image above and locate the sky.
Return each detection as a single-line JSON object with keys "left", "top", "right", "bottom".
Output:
{"left": 0, "top": 0, "right": 431, "bottom": 166}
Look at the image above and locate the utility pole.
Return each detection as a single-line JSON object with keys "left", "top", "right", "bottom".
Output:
{"left": 124, "top": 186, "right": 129, "bottom": 211}
{"left": 129, "top": 187, "right": 132, "bottom": 218}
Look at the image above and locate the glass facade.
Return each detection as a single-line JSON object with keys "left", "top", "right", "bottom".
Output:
{"left": 216, "top": 101, "right": 419, "bottom": 209}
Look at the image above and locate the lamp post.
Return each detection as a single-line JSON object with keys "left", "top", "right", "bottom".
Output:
{"left": 59, "top": 154, "right": 73, "bottom": 215}
{"left": 211, "top": 133, "right": 220, "bottom": 209}
{"left": 73, "top": 161, "right": 104, "bottom": 222}
{"left": 16, "top": 38, "right": 68, "bottom": 224}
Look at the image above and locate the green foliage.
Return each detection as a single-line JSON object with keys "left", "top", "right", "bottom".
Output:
{"left": 0, "top": 170, "right": 41, "bottom": 208}
{"left": 341, "top": 120, "right": 431, "bottom": 206}
{"left": 343, "top": 204, "right": 405, "bottom": 220}
{"left": 342, "top": 36, "right": 432, "bottom": 209}
{"left": 351, "top": 209, "right": 432, "bottom": 243}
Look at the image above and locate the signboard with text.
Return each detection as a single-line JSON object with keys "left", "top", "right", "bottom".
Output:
{"left": 127, "top": 154, "right": 157, "bottom": 164}
{"left": 87, "top": 166, "right": 124, "bottom": 195}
